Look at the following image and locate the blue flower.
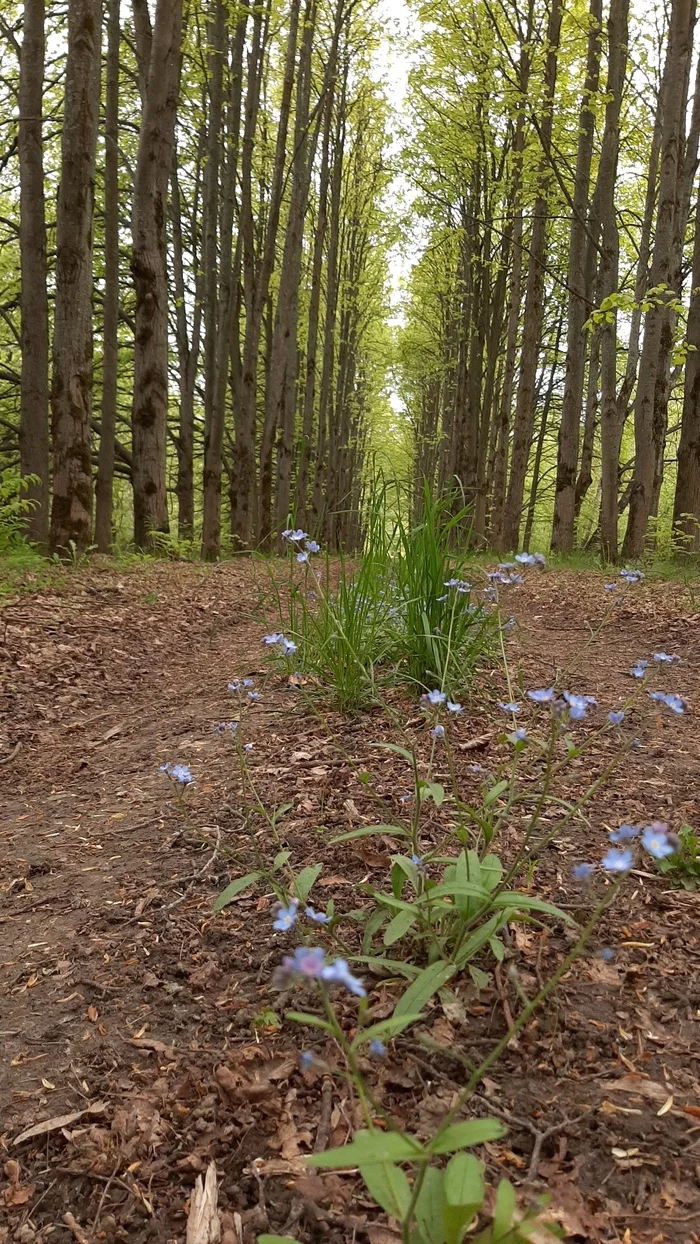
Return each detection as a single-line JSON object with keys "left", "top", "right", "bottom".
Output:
{"left": 425, "top": 689, "right": 446, "bottom": 706}
{"left": 508, "top": 727, "right": 527, "bottom": 744}
{"left": 601, "top": 848, "right": 634, "bottom": 873}
{"left": 263, "top": 633, "right": 284, "bottom": 646}
{"left": 447, "top": 701, "right": 463, "bottom": 714}
{"left": 243, "top": 742, "right": 254, "bottom": 752}
{"left": 515, "top": 552, "right": 536, "bottom": 565}
{"left": 498, "top": 701, "right": 521, "bottom": 714}
{"left": 399, "top": 792, "right": 412, "bottom": 804}
{"left": 247, "top": 690, "right": 261, "bottom": 702}
{"left": 604, "top": 583, "right": 617, "bottom": 591}
{"left": 483, "top": 587, "right": 496, "bottom": 602}
{"left": 243, "top": 678, "right": 254, "bottom": 687}
{"left": 497, "top": 562, "right": 516, "bottom": 571}
{"left": 410, "top": 854, "right": 425, "bottom": 871}
{"left": 486, "top": 570, "right": 503, "bottom": 581}
{"left": 322, "top": 958, "right": 366, "bottom": 997}
{"left": 572, "top": 863, "right": 595, "bottom": 880}
{"left": 273, "top": 899, "right": 299, "bottom": 931}
{"left": 649, "top": 690, "right": 687, "bottom": 714}
{"left": 305, "top": 906, "right": 331, "bottom": 924}
{"left": 436, "top": 593, "right": 448, "bottom": 602}
{"left": 533, "top": 553, "right": 546, "bottom": 568}
{"left": 599, "top": 948, "right": 615, "bottom": 962}
{"left": 307, "top": 540, "right": 320, "bottom": 554}
{"left": 470, "top": 763, "right": 482, "bottom": 773}
{"left": 641, "top": 824, "right": 675, "bottom": 859}
{"left": 562, "top": 692, "right": 590, "bottom": 721}
{"left": 228, "top": 679, "right": 243, "bottom": 692}
{"left": 609, "top": 824, "right": 639, "bottom": 843}
{"left": 508, "top": 573, "right": 525, "bottom": 585}
{"left": 281, "top": 638, "right": 297, "bottom": 655}
{"left": 620, "top": 568, "right": 644, "bottom": 583}
{"left": 160, "top": 762, "right": 194, "bottom": 787}
{"left": 297, "top": 551, "right": 309, "bottom": 564}
{"left": 653, "top": 652, "right": 679, "bottom": 664}
{"left": 215, "top": 721, "right": 239, "bottom": 735}
{"left": 503, "top": 617, "right": 515, "bottom": 631}
{"left": 300, "top": 1051, "right": 314, "bottom": 1071}
{"left": 608, "top": 711, "right": 624, "bottom": 726}
{"left": 369, "top": 1039, "right": 386, "bottom": 1057}
{"left": 281, "top": 946, "right": 327, "bottom": 979}
{"left": 431, "top": 724, "right": 445, "bottom": 738}
{"left": 527, "top": 688, "right": 555, "bottom": 704}
{"left": 630, "top": 661, "right": 648, "bottom": 679}
{"left": 283, "top": 528, "right": 308, "bottom": 543}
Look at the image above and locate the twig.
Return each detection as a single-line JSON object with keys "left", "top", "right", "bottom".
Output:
{"left": 478, "top": 1098, "right": 590, "bottom": 1180}
{"left": 494, "top": 963, "right": 517, "bottom": 1041}
{"left": 92, "top": 1160, "right": 121, "bottom": 1234}
{"left": 63, "top": 1212, "right": 91, "bottom": 1244}
{"left": 313, "top": 1077, "right": 334, "bottom": 1153}
{"left": 163, "top": 827, "right": 222, "bottom": 914}
{"left": 0, "top": 741, "right": 20, "bottom": 765}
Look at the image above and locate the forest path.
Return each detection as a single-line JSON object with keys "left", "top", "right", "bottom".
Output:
{"left": 1, "top": 559, "right": 700, "bottom": 1244}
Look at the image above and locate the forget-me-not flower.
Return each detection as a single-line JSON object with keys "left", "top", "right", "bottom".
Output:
{"left": 305, "top": 906, "right": 331, "bottom": 924}
{"left": 515, "top": 552, "right": 536, "bottom": 565}
{"left": 601, "top": 848, "right": 634, "bottom": 873}
{"left": 263, "top": 633, "right": 284, "bottom": 646}
{"left": 160, "top": 762, "right": 194, "bottom": 787}
{"left": 641, "top": 824, "right": 675, "bottom": 859}
{"left": 369, "top": 1039, "right": 386, "bottom": 1057}
{"left": 297, "top": 551, "right": 309, "bottom": 564}
{"left": 273, "top": 898, "right": 299, "bottom": 931}
{"left": 527, "top": 688, "right": 556, "bottom": 704}
{"left": 508, "top": 727, "right": 527, "bottom": 744}
{"left": 307, "top": 540, "right": 320, "bottom": 553}
{"left": 424, "top": 689, "right": 446, "bottom": 706}
{"left": 498, "top": 701, "right": 521, "bottom": 714}
{"left": 609, "top": 824, "right": 640, "bottom": 843}
{"left": 431, "top": 724, "right": 445, "bottom": 738}
{"left": 654, "top": 652, "right": 679, "bottom": 664}
{"left": 215, "top": 721, "right": 239, "bottom": 735}
{"left": 608, "top": 711, "right": 624, "bottom": 726}
{"left": 322, "top": 958, "right": 366, "bottom": 997}
{"left": 447, "top": 700, "right": 463, "bottom": 715}
{"left": 572, "top": 863, "right": 595, "bottom": 880}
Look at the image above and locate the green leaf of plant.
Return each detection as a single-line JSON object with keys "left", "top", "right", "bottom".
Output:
{"left": 329, "top": 824, "right": 410, "bottom": 844}
{"left": 307, "top": 1130, "right": 425, "bottom": 1168}
{"left": 359, "top": 1160, "right": 411, "bottom": 1220}
{"left": 420, "top": 881, "right": 489, "bottom": 904}
{"left": 394, "top": 960, "right": 457, "bottom": 1018}
{"left": 362, "top": 906, "right": 389, "bottom": 952}
{"left": 484, "top": 779, "right": 509, "bottom": 806}
{"left": 489, "top": 935, "right": 505, "bottom": 963}
{"left": 294, "top": 864, "right": 322, "bottom": 905}
{"left": 428, "top": 1119, "right": 505, "bottom": 1154}
{"left": 492, "top": 1178, "right": 516, "bottom": 1235}
{"left": 285, "top": 1011, "right": 333, "bottom": 1032}
{"left": 453, "top": 913, "right": 504, "bottom": 968}
{"left": 350, "top": 954, "right": 422, "bottom": 980}
{"left": 443, "top": 1152, "right": 484, "bottom": 1207}
{"left": 257, "top": 1236, "right": 299, "bottom": 1243}
{"left": 468, "top": 965, "right": 490, "bottom": 990}
{"left": 213, "top": 871, "right": 262, "bottom": 912}
{"left": 414, "top": 1167, "right": 448, "bottom": 1244}
{"left": 420, "top": 781, "right": 445, "bottom": 807}
{"left": 479, "top": 853, "right": 503, "bottom": 892}
{"left": 384, "top": 907, "right": 419, "bottom": 946}
{"left": 373, "top": 742, "right": 415, "bottom": 763}
{"left": 351, "top": 1014, "right": 424, "bottom": 1050}
{"left": 491, "top": 893, "right": 576, "bottom": 923}
{"left": 272, "top": 851, "right": 292, "bottom": 871}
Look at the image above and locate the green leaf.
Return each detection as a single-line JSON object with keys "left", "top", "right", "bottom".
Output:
{"left": 443, "top": 1153, "right": 484, "bottom": 1207}
{"left": 394, "top": 960, "right": 457, "bottom": 1018}
{"left": 362, "top": 906, "right": 389, "bottom": 953}
{"left": 214, "top": 871, "right": 262, "bottom": 912}
{"left": 484, "top": 779, "right": 509, "bottom": 806}
{"left": 258, "top": 1236, "right": 299, "bottom": 1243}
{"left": 272, "top": 851, "right": 292, "bottom": 871}
{"left": 359, "top": 1161, "right": 411, "bottom": 1219}
{"left": 468, "top": 965, "right": 490, "bottom": 990}
{"left": 350, "top": 954, "right": 421, "bottom": 980}
{"left": 329, "top": 824, "right": 409, "bottom": 844}
{"left": 491, "top": 893, "right": 575, "bottom": 923}
{"left": 428, "top": 1119, "right": 505, "bottom": 1155}
{"left": 420, "top": 881, "right": 489, "bottom": 904}
{"left": 414, "top": 1167, "right": 447, "bottom": 1244}
{"left": 351, "top": 1014, "right": 424, "bottom": 1050}
{"left": 307, "top": 1130, "right": 425, "bottom": 1168}
{"left": 294, "top": 864, "right": 322, "bottom": 904}
{"left": 420, "top": 781, "right": 445, "bottom": 807}
{"left": 480, "top": 854, "right": 504, "bottom": 892}
{"left": 453, "top": 913, "right": 504, "bottom": 968}
{"left": 373, "top": 742, "right": 415, "bottom": 763}
{"left": 384, "top": 907, "right": 419, "bottom": 946}
{"left": 285, "top": 1011, "right": 333, "bottom": 1032}
{"left": 489, "top": 935, "right": 505, "bottom": 963}
{"left": 492, "top": 1178, "right": 516, "bottom": 1235}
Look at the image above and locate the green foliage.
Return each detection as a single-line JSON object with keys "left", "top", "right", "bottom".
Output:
{"left": 653, "top": 825, "right": 700, "bottom": 891}
{"left": 0, "top": 471, "right": 38, "bottom": 552}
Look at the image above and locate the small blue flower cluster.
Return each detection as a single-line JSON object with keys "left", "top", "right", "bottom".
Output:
{"left": 215, "top": 721, "right": 239, "bottom": 735}
{"left": 272, "top": 898, "right": 332, "bottom": 930}
{"left": 420, "top": 688, "right": 463, "bottom": 738}
{"left": 282, "top": 528, "right": 321, "bottom": 563}
{"left": 263, "top": 632, "right": 297, "bottom": 656}
{"left": 574, "top": 820, "right": 679, "bottom": 878}
{"left": 228, "top": 677, "right": 255, "bottom": 692}
{"left": 619, "top": 568, "right": 644, "bottom": 584}
{"left": 275, "top": 946, "right": 366, "bottom": 996}
{"left": 159, "top": 762, "right": 194, "bottom": 787}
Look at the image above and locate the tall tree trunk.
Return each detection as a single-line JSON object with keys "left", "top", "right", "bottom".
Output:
{"left": 95, "top": 0, "right": 120, "bottom": 552}
{"left": 501, "top": 0, "right": 563, "bottom": 552}
{"left": 233, "top": 0, "right": 300, "bottom": 546}
{"left": 171, "top": 155, "right": 202, "bottom": 541}
{"left": 18, "top": 0, "right": 50, "bottom": 548}
{"left": 574, "top": 328, "right": 600, "bottom": 519}
{"left": 550, "top": 0, "right": 602, "bottom": 552}
{"left": 523, "top": 317, "right": 563, "bottom": 550}
{"left": 49, "top": 0, "right": 101, "bottom": 555}
{"left": 131, "top": 0, "right": 183, "bottom": 549}
{"left": 200, "top": 0, "right": 226, "bottom": 559}
{"left": 623, "top": 0, "right": 695, "bottom": 558}
{"left": 673, "top": 173, "right": 700, "bottom": 549}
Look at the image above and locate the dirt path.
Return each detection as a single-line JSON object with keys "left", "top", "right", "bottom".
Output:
{"left": 1, "top": 560, "right": 699, "bottom": 1244}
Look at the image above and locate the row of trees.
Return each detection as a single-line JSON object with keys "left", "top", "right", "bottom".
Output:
{"left": 0, "top": 0, "right": 393, "bottom": 555}
{"left": 400, "top": 0, "right": 700, "bottom": 557}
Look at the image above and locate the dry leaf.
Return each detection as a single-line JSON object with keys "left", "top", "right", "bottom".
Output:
{"left": 14, "top": 1101, "right": 107, "bottom": 1145}
{"left": 129, "top": 1036, "right": 176, "bottom": 1059}
{"left": 3, "top": 1183, "right": 35, "bottom": 1207}
{"left": 87, "top": 1005, "right": 98, "bottom": 1022}
{"left": 604, "top": 1075, "right": 669, "bottom": 1103}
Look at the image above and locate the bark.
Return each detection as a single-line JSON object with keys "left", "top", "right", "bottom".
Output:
{"left": 673, "top": 174, "right": 700, "bottom": 549}
{"left": 171, "top": 155, "right": 202, "bottom": 541}
{"left": 131, "top": 0, "right": 183, "bottom": 549}
{"left": 233, "top": 0, "right": 300, "bottom": 546}
{"left": 623, "top": 0, "right": 695, "bottom": 558}
{"left": 95, "top": 0, "right": 120, "bottom": 553}
{"left": 574, "top": 328, "right": 600, "bottom": 519}
{"left": 490, "top": 0, "right": 535, "bottom": 548}
{"left": 501, "top": 0, "right": 563, "bottom": 552}
{"left": 592, "top": 0, "right": 629, "bottom": 560}
{"left": 550, "top": 0, "right": 602, "bottom": 552}
{"left": 49, "top": 0, "right": 101, "bottom": 555}
{"left": 18, "top": 0, "right": 50, "bottom": 547}
{"left": 200, "top": 0, "right": 227, "bottom": 559}
{"left": 523, "top": 317, "right": 563, "bottom": 550}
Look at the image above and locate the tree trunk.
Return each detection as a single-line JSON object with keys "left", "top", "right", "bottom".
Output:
{"left": 574, "top": 328, "right": 600, "bottom": 519}
{"left": 200, "top": 0, "right": 226, "bottom": 559}
{"left": 95, "top": 0, "right": 120, "bottom": 553}
{"left": 49, "top": 0, "right": 101, "bottom": 555}
{"left": 622, "top": 0, "right": 695, "bottom": 558}
{"left": 18, "top": 0, "right": 50, "bottom": 548}
{"left": 550, "top": 0, "right": 602, "bottom": 552}
{"left": 501, "top": 0, "right": 563, "bottom": 552}
{"left": 170, "top": 155, "right": 202, "bottom": 541}
{"left": 673, "top": 172, "right": 700, "bottom": 550}
{"left": 523, "top": 317, "right": 563, "bottom": 550}
{"left": 131, "top": 0, "right": 183, "bottom": 549}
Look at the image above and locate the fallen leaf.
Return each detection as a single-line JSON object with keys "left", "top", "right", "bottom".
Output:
{"left": 657, "top": 1096, "right": 674, "bottom": 1116}
{"left": 14, "top": 1102, "right": 107, "bottom": 1145}
{"left": 3, "top": 1184, "right": 35, "bottom": 1207}
{"left": 129, "top": 1036, "right": 176, "bottom": 1059}
{"left": 604, "top": 1075, "right": 669, "bottom": 1103}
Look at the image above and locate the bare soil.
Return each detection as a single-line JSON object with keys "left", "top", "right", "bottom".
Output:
{"left": 1, "top": 558, "right": 699, "bottom": 1244}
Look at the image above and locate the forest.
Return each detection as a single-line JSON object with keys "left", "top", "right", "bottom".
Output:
{"left": 1, "top": 0, "right": 700, "bottom": 560}
{"left": 2, "top": 2, "right": 700, "bottom": 1243}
